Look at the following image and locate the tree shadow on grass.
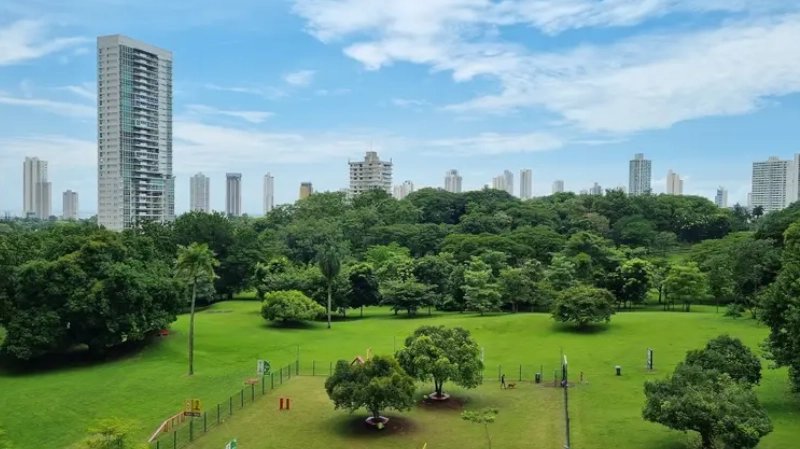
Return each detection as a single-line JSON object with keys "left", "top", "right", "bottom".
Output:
{"left": 263, "top": 321, "right": 321, "bottom": 331}
{"left": 322, "top": 414, "right": 418, "bottom": 441}
{"left": 0, "top": 336, "right": 162, "bottom": 376}
{"left": 549, "top": 322, "right": 613, "bottom": 335}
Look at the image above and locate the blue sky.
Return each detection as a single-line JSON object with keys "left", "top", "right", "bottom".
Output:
{"left": 2, "top": 0, "right": 800, "bottom": 216}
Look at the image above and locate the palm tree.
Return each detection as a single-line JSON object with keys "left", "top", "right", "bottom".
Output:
{"left": 752, "top": 205, "right": 764, "bottom": 220}
{"left": 316, "top": 245, "right": 343, "bottom": 329}
{"left": 175, "top": 242, "right": 219, "bottom": 375}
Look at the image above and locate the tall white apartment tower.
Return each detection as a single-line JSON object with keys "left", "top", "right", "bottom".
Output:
{"left": 62, "top": 190, "right": 79, "bottom": 219}
{"left": 503, "top": 170, "right": 514, "bottom": 196}
{"left": 263, "top": 173, "right": 275, "bottom": 215}
{"left": 628, "top": 153, "right": 652, "bottom": 196}
{"left": 666, "top": 170, "right": 684, "bottom": 195}
{"left": 751, "top": 157, "right": 791, "bottom": 213}
{"left": 589, "top": 182, "right": 603, "bottom": 195}
{"left": 349, "top": 151, "right": 392, "bottom": 196}
{"left": 552, "top": 180, "right": 564, "bottom": 194}
{"left": 97, "top": 35, "right": 174, "bottom": 231}
{"left": 23, "top": 156, "right": 51, "bottom": 219}
{"left": 393, "top": 181, "right": 414, "bottom": 200}
{"left": 444, "top": 169, "right": 462, "bottom": 193}
{"left": 492, "top": 175, "right": 507, "bottom": 191}
{"left": 520, "top": 169, "right": 532, "bottom": 199}
{"left": 715, "top": 187, "right": 728, "bottom": 208}
{"left": 226, "top": 173, "right": 242, "bottom": 217}
{"left": 190, "top": 173, "right": 210, "bottom": 212}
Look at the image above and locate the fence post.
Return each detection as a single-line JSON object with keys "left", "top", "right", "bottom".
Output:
{"left": 157, "top": 440, "right": 160, "bottom": 449}
{"left": 217, "top": 403, "right": 220, "bottom": 425}
{"left": 329, "top": 361, "right": 332, "bottom": 375}
{"left": 189, "top": 418, "right": 194, "bottom": 441}
{"left": 313, "top": 360, "right": 315, "bottom": 376}
{"left": 498, "top": 365, "right": 501, "bottom": 381}
{"left": 204, "top": 412, "right": 207, "bottom": 432}
{"left": 519, "top": 364, "right": 522, "bottom": 381}
{"left": 262, "top": 376, "right": 265, "bottom": 394}
{"left": 280, "top": 368, "right": 283, "bottom": 384}
{"left": 229, "top": 396, "right": 233, "bottom": 415}
{"left": 296, "top": 359, "right": 299, "bottom": 374}
{"left": 251, "top": 384, "right": 255, "bottom": 401}
{"left": 173, "top": 430, "right": 177, "bottom": 449}
{"left": 240, "top": 388, "right": 244, "bottom": 407}
{"left": 271, "top": 372, "right": 274, "bottom": 389}
{"left": 289, "top": 364, "right": 292, "bottom": 378}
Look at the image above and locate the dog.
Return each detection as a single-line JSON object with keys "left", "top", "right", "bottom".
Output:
{"left": 507, "top": 382, "right": 517, "bottom": 389}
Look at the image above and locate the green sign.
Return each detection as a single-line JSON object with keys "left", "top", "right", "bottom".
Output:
{"left": 257, "top": 360, "right": 271, "bottom": 375}
{"left": 225, "top": 438, "right": 237, "bottom": 449}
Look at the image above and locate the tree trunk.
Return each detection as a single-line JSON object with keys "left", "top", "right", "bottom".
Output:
{"left": 360, "top": 305, "right": 363, "bottom": 317}
{"left": 327, "top": 283, "right": 332, "bottom": 329}
{"left": 188, "top": 280, "right": 197, "bottom": 376}
{"left": 700, "top": 432, "right": 714, "bottom": 449}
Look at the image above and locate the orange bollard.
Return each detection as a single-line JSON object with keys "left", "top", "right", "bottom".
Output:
{"left": 286, "top": 398, "right": 291, "bottom": 410}
{"left": 279, "top": 397, "right": 284, "bottom": 410}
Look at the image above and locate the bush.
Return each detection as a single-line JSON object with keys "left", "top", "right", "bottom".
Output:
{"left": 260, "top": 290, "right": 325, "bottom": 323}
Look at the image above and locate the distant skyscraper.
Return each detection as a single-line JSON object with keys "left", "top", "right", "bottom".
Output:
{"left": 628, "top": 153, "right": 652, "bottom": 196}
{"left": 520, "top": 169, "right": 532, "bottom": 199}
{"left": 97, "top": 35, "right": 174, "bottom": 231}
{"left": 263, "top": 173, "right": 274, "bottom": 215}
{"left": 666, "top": 170, "right": 684, "bottom": 195}
{"left": 589, "top": 182, "right": 603, "bottom": 195}
{"left": 492, "top": 175, "right": 506, "bottom": 191}
{"left": 552, "top": 180, "right": 564, "bottom": 194}
{"left": 349, "top": 151, "right": 392, "bottom": 196}
{"left": 751, "top": 156, "right": 791, "bottom": 213}
{"left": 503, "top": 170, "right": 514, "bottom": 196}
{"left": 190, "top": 173, "right": 210, "bottom": 212}
{"left": 444, "top": 169, "right": 462, "bottom": 193}
{"left": 62, "top": 190, "right": 79, "bottom": 220}
{"left": 225, "top": 173, "right": 242, "bottom": 217}
{"left": 715, "top": 186, "right": 728, "bottom": 208}
{"left": 299, "top": 182, "right": 313, "bottom": 199}
{"left": 393, "top": 180, "right": 414, "bottom": 199}
{"left": 23, "top": 157, "right": 51, "bottom": 219}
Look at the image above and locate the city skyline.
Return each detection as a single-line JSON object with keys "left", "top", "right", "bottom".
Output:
{"left": 3, "top": 3, "right": 800, "bottom": 215}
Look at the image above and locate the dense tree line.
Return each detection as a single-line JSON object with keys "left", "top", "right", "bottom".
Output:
{"left": 2, "top": 187, "right": 800, "bottom": 394}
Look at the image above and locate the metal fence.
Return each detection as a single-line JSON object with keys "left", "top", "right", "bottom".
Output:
{"left": 150, "top": 361, "right": 298, "bottom": 449}
{"left": 301, "top": 360, "right": 553, "bottom": 382}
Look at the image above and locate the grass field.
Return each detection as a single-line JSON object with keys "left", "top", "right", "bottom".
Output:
{"left": 0, "top": 299, "right": 798, "bottom": 449}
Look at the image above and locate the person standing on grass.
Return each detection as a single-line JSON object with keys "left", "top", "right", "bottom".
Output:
{"left": 501, "top": 374, "right": 506, "bottom": 389}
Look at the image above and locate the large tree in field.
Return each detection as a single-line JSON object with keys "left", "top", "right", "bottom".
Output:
{"left": 684, "top": 334, "right": 762, "bottom": 387}
{"left": 324, "top": 354, "right": 415, "bottom": 424}
{"left": 643, "top": 363, "right": 772, "bottom": 449}
{"left": 175, "top": 242, "right": 219, "bottom": 376}
{"left": 663, "top": 262, "right": 709, "bottom": 312}
{"left": 550, "top": 285, "right": 615, "bottom": 328}
{"left": 395, "top": 325, "right": 483, "bottom": 399}
{"left": 316, "top": 244, "right": 344, "bottom": 329}
{"left": 260, "top": 290, "right": 325, "bottom": 324}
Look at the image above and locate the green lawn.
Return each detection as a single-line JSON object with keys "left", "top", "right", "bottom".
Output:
{"left": 0, "top": 301, "right": 798, "bottom": 449}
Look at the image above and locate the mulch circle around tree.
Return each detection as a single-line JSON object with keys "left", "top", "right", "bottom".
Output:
{"left": 418, "top": 393, "right": 466, "bottom": 411}
{"left": 353, "top": 416, "right": 416, "bottom": 436}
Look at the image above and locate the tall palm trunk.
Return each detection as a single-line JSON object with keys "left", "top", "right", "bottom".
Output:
{"left": 327, "top": 283, "right": 332, "bottom": 329}
{"left": 188, "top": 278, "right": 197, "bottom": 375}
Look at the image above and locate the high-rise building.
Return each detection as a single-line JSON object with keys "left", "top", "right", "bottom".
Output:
{"left": 393, "top": 180, "right": 414, "bottom": 200}
{"left": 715, "top": 186, "right": 728, "bottom": 208}
{"left": 349, "top": 151, "right": 392, "bottom": 196}
{"left": 589, "top": 182, "right": 603, "bottom": 195}
{"left": 225, "top": 173, "right": 242, "bottom": 217}
{"left": 299, "top": 182, "right": 313, "bottom": 199}
{"left": 492, "top": 175, "right": 506, "bottom": 191}
{"left": 628, "top": 153, "right": 652, "bottom": 196}
{"left": 666, "top": 170, "right": 684, "bottom": 195}
{"left": 520, "top": 169, "right": 532, "bottom": 199}
{"left": 97, "top": 35, "right": 174, "bottom": 231}
{"left": 444, "top": 169, "right": 462, "bottom": 193}
{"left": 190, "top": 173, "right": 210, "bottom": 212}
{"left": 23, "top": 156, "right": 51, "bottom": 219}
{"left": 751, "top": 156, "right": 791, "bottom": 213}
{"left": 62, "top": 190, "right": 79, "bottom": 219}
{"left": 503, "top": 170, "right": 514, "bottom": 196}
{"left": 552, "top": 180, "right": 564, "bottom": 194}
{"left": 263, "top": 173, "right": 275, "bottom": 215}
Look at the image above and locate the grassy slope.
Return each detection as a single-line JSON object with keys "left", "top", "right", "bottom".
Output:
{"left": 0, "top": 301, "right": 797, "bottom": 449}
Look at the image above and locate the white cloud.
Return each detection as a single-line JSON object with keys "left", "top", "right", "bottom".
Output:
{"left": 0, "top": 20, "right": 88, "bottom": 65}
{"left": 0, "top": 135, "right": 95, "bottom": 168}
{"left": 424, "top": 131, "right": 564, "bottom": 155}
{"left": 61, "top": 83, "right": 97, "bottom": 101}
{"left": 316, "top": 88, "right": 351, "bottom": 96}
{"left": 292, "top": 0, "right": 800, "bottom": 134}
{"left": 185, "top": 104, "right": 274, "bottom": 123}
{"left": 391, "top": 98, "right": 430, "bottom": 108}
{"left": 284, "top": 70, "right": 316, "bottom": 87}
{"left": 204, "top": 83, "right": 287, "bottom": 99}
{"left": 0, "top": 94, "right": 95, "bottom": 117}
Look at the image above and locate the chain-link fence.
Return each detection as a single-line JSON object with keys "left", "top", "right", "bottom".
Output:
{"left": 149, "top": 361, "right": 299, "bottom": 449}
{"left": 301, "top": 360, "right": 551, "bottom": 382}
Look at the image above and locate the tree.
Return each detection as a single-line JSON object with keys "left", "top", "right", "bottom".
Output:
{"left": 380, "top": 279, "right": 433, "bottom": 316}
{"left": 82, "top": 418, "right": 146, "bottom": 449}
{"left": 551, "top": 285, "right": 615, "bottom": 328}
{"left": 462, "top": 408, "right": 499, "bottom": 449}
{"left": 619, "top": 258, "right": 652, "bottom": 308}
{"left": 324, "top": 354, "right": 415, "bottom": 423}
{"left": 663, "top": 262, "right": 709, "bottom": 312}
{"left": 347, "top": 262, "right": 381, "bottom": 316}
{"left": 685, "top": 335, "right": 762, "bottom": 387}
{"left": 643, "top": 363, "right": 772, "bottom": 449}
{"left": 395, "top": 325, "right": 483, "bottom": 399}
{"left": 175, "top": 243, "right": 219, "bottom": 376}
{"left": 260, "top": 290, "right": 325, "bottom": 324}
{"left": 317, "top": 245, "right": 344, "bottom": 329}
{"left": 463, "top": 258, "right": 502, "bottom": 315}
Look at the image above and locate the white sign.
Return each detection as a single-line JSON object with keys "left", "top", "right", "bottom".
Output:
{"left": 225, "top": 439, "right": 237, "bottom": 449}
{"left": 257, "top": 360, "right": 271, "bottom": 375}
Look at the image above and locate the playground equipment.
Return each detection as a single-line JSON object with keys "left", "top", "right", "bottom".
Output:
{"left": 351, "top": 348, "right": 372, "bottom": 365}
{"left": 148, "top": 411, "right": 186, "bottom": 443}
{"left": 279, "top": 397, "right": 291, "bottom": 410}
